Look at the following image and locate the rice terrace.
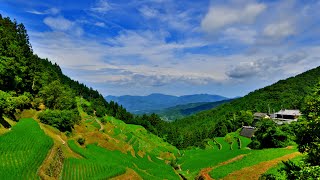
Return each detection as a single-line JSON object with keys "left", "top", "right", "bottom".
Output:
{"left": 1, "top": 0, "right": 320, "bottom": 179}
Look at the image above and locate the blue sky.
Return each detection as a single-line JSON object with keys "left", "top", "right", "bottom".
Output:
{"left": 1, "top": 0, "right": 320, "bottom": 97}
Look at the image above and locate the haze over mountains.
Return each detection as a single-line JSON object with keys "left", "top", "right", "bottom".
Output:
{"left": 105, "top": 93, "right": 228, "bottom": 114}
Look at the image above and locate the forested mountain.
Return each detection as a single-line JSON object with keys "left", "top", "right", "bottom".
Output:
{"left": 105, "top": 93, "right": 228, "bottom": 114}
{"left": 155, "top": 66, "right": 320, "bottom": 148}
{"left": 152, "top": 99, "right": 234, "bottom": 121}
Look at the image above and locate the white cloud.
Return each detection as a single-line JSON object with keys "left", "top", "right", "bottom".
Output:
{"left": 201, "top": 2, "right": 266, "bottom": 33}
{"left": 27, "top": 8, "right": 60, "bottom": 15}
{"left": 91, "top": 0, "right": 112, "bottom": 14}
{"left": 223, "top": 27, "right": 257, "bottom": 44}
{"left": 94, "top": 22, "right": 106, "bottom": 27}
{"left": 43, "top": 16, "right": 84, "bottom": 36}
{"left": 227, "top": 51, "right": 309, "bottom": 79}
{"left": 44, "top": 16, "right": 73, "bottom": 31}
{"left": 263, "top": 21, "right": 296, "bottom": 39}
{"left": 139, "top": 6, "right": 159, "bottom": 18}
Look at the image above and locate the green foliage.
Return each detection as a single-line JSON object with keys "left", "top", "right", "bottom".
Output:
{"left": 0, "top": 118, "right": 53, "bottom": 179}
{"left": 38, "top": 109, "right": 80, "bottom": 131}
{"left": 249, "top": 120, "right": 290, "bottom": 149}
{"left": 296, "top": 84, "right": 320, "bottom": 166}
{"left": 39, "top": 80, "right": 76, "bottom": 110}
{"left": 0, "top": 90, "right": 31, "bottom": 122}
{"left": 77, "top": 137, "right": 85, "bottom": 145}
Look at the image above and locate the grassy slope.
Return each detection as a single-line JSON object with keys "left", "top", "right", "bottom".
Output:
{"left": 0, "top": 118, "right": 53, "bottom": 179}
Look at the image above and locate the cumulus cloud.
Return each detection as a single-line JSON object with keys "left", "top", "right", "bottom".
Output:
{"left": 227, "top": 52, "right": 308, "bottom": 79}
{"left": 43, "top": 16, "right": 84, "bottom": 36}
{"left": 201, "top": 2, "right": 266, "bottom": 33}
{"left": 44, "top": 16, "right": 73, "bottom": 31}
{"left": 263, "top": 21, "right": 296, "bottom": 39}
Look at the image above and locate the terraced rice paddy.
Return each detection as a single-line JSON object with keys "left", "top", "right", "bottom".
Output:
{"left": 62, "top": 140, "right": 180, "bottom": 179}
{"left": 0, "top": 118, "right": 53, "bottom": 179}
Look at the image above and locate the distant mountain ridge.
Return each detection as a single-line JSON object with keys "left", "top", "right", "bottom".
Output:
{"left": 105, "top": 93, "right": 228, "bottom": 114}
{"left": 152, "top": 99, "right": 235, "bottom": 121}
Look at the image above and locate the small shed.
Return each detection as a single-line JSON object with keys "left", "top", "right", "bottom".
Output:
{"left": 240, "top": 126, "right": 256, "bottom": 138}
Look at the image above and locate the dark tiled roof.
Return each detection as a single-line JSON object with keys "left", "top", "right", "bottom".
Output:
{"left": 240, "top": 126, "right": 256, "bottom": 138}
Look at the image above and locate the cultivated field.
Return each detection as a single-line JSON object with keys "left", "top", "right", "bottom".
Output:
{"left": 0, "top": 118, "right": 53, "bottom": 179}
{"left": 62, "top": 140, "right": 180, "bottom": 179}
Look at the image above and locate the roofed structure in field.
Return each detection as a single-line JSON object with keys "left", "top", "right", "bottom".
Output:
{"left": 240, "top": 126, "right": 256, "bottom": 138}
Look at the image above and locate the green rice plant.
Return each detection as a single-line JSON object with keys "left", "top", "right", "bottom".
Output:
{"left": 239, "top": 136, "right": 252, "bottom": 149}
{"left": 62, "top": 140, "right": 179, "bottom": 179}
{"left": 178, "top": 148, "right": 250, "bottom": 179}
{"left": 209, "top": 147, "right": 298, "bottom": 179}
{"left": 0, "top": 118, "right": 53, "bottom": 179}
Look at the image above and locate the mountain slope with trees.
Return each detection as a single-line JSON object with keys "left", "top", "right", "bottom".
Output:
{"left": 157, "top": 66, "right": 320, "bottom": 148}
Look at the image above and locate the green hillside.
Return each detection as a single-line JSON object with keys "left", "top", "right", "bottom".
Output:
{"left": 157, "top": 66, "right": 320, "bottom": 148}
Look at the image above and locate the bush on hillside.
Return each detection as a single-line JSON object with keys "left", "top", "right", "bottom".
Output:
{"left": 249, "top": 120, "right": 290, "bottom": 149}
{"left": 77, "top": 138, "right": 85, "bottom": 145}
{"left": 38, "top": 109, "right": 80, "bottom": 131}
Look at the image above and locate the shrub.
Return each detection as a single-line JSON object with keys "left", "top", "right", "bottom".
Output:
{"left": 38, "top": 110, "right": 80, "bottom": 131}
{"left": 77, "top": 138, "right": 85, "bottom": 145}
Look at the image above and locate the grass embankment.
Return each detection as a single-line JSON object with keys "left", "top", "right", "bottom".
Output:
{"left": 0, "top": 118, "right": 53, "bottom": 179}
{"left": 62, "top": 140, "right": 180, "bottom": 180}
{"left": 209, "top": 147, "right": 299, "bottom": 179}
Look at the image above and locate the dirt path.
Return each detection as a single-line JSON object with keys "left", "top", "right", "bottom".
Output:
{"left": 223, "top": 152, "right": 301, "bottom": 180}
{"left": 38, "top": 145, "right": 57, "bottom": 180}
{"left": 198, "top": 154, "right": 247, "bottom": 180}
{"left": 95, "top": 118, "right": 104, "bottom": 131}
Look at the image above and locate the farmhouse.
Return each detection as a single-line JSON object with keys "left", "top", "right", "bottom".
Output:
{"left": 253, "top": 112, "right": 269, "bottom": 121}
{"left": 271, "top": 109, "right": 301, "bottom": 125}
{"left": 240, "top": 126, "right": 256, "bottom": 138}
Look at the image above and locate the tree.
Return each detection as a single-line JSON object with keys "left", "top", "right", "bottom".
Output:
{"left": 249, "top": 119, "right": 289, "bottom": 149}
{"left": 39, "top": 80, "right": 76, "bottom": 110}
{"left": 296, "top": 83, "right": 320, "bottom": 166}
